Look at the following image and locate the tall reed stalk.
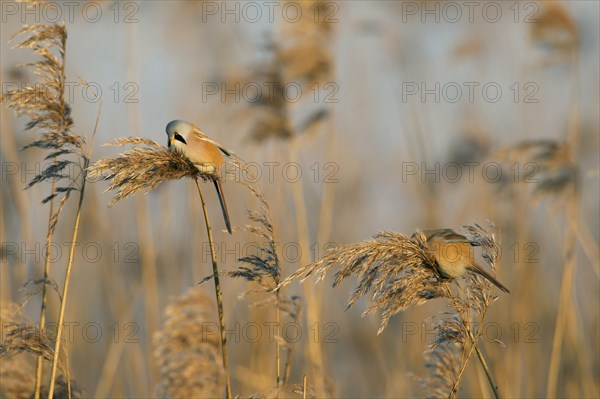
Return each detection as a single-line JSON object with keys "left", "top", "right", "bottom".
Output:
{"left": 1, "top": 21, "right": 94, "bottom": 397}
{"left": 194, "top": 179, "right": 232, "bottom": 399}
{"left": 34, "top": 179, "right": 56, "bottom": 399}
{"left": 48, "top": 105, "right": 100, "bottom": 398}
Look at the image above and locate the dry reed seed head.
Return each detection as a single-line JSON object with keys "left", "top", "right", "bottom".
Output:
{"left": 493, "top": 140, "right": 577, "bottom": 196}
{"left": 460, "top": 224, "right": 502, "bottom": 312}
{"left": 154, "top": 287, "right": 224, "bottom": 399}
{"left": 448, "top": 125, "right": 491, "bottom": 165}
{"left": 278, "top": 0, "right": 333, "bottom": 83}
{"left": 0, "top": 323, "right": 57, "bottom": 365}
{"left": 281, "top": 231, "right": 447, "bottom": 334}
{"left": 2, "top": 20, "right": 88, "bottom": 218}
{"left": 427, "top": 316, "right": 466, "bottom": 351}
{"left": 282, "top": 225, "right": 504, "bottom": 334}
{"left": 88, "top": 138, "right": 225, "bottom": 206}
{"left": 19, "top": 278, "right": 61, "bottom": 310}
{"left": 3, "top": 23, "right": 75, "bottom": 136}
{"left": 420, "top": 317, "right": 466, "bottom": 398}
{"left": 1, "top": 355, "right": 35, "bottom": 399}
{"left": 245, "top": 0, "right": 334, "bottom": 143}
{"left": 246, "top": 60, "right": 294, "bottom": 142}
{"left": 0, "top": 301, "right": 27, "bottom": 329}
{"left": 421, "top": 342, "right": 463, "bottom": 399}
{"left": 0, "top": 302, "right": 80, "bottom": 399}
{"left": 230, "top": 182, "right": 283, "bottom": 293}
{"left": 530, "top": 0, "right": 579, "bottom": 57}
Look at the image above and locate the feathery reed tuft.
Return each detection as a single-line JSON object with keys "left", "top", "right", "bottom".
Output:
{"left": 494, "top": 139, "right": 576, "bottom": 197}
{"left": 0, "top": 301, "right": 81, "bottom": 399}
{"left": 2, "top": 22, "right": 84, "bottom": 210}
{"left": 153, "top": 287, "right": 225, "bottom": 398}
{"left": 88, "top": 138, "right": 224, "bottom": 206}
{"left": 1, "top": 302, "right": 36, "bottom": 399}
{"left": 227, "top": 178, "right": 304, "bottom": 388}
{"left": 229, "top": 182, "right": 281, "bottom": 291}
{"left": 530, "top": 0, "right": 579, "bottom": 61}
{"left": 244, "top": 0, "right": 334, "bottom": 142}
{"left": 282, "top": 224, "right": 506, "bottom": 397}
{"left": 2, "top": 20, "right": 92, "bottom": 399}
{"left": 418, "top": 316, "right": 464, "bottom": 399}
{"left": 282, "top": 230, "right": 444, "bottom": 333}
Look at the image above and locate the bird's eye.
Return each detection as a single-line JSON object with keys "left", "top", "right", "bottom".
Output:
{"left": 174, "top": 132, "right": 187, "bottom": 144}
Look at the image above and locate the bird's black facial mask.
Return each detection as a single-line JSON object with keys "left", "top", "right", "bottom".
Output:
{"left": 173, "top": 132, "right": 187, "bottom": 146}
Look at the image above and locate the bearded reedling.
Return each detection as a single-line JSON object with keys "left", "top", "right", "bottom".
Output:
{"left": 421, "top": 228, "right": 509, "bottom": 293}
{"left": 166, "top": 120, "right": 232, "bottom": 234}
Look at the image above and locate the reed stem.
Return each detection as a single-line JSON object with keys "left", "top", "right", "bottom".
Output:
{"left": 34, "top": 178, "right": 56, "bottom": 399}
{"left": 546, "top": 192, "right": 578, "bottom": 398}
{"left": 194, "top": 178, "right": 232, "bottom": 399}
{"left": 48, "top": 163, "right": 87, "bottom": 399}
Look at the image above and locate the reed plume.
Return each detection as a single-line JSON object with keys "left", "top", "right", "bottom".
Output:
{"left": 225, "top": 180, "right": 303, "bottom": 388}
{"left": 282, "top": 224, "right": 505, "bottom": 397}
{"left": 494, "top": 139, "right": 576, "bottom": 197}
{"left": 244, "top": 0, "right": 333, "bottom": 143}
{"left": 420, "top": 317, "right": 463, "bottom": 399}
{"left": 91, "top": 137, "right": 240, "bottom": 397}
{"left": 1, "top": 301, "right": 36, "bottom": 399}
{"left": 0, "top": 301, "right": 82, "bottom": 398}
{"left": 2, "top": 20, "right": 92, "bottom": 399}
{"left": 153, "top": 287, "right": 225, "bottom": 398}
{"left": 530, "top": 0, "right": 579, "bottom": 64}
{"left": 281, "top": 230, "right": 443, "bottom": 334}
{"left": 88, "top": 137, "right": 218, "bottom": 205}
{"left": 494, "top": 137, "right": 582, "bottom": 398}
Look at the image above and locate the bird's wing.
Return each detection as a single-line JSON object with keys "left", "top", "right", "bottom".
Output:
{"left": 443, "top": 232, "right": 472, "bottom": 243}
{"left": 192, "top": 132, "right": 232, "bottom": 157}
{"left": 185, "top": 133, "right": 224, "bottom": 166}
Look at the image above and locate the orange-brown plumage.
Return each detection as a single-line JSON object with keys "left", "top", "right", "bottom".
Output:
{"left": 166, "top": 120, "right": 232, "bottom": 233}
{"left": 421, "top": 228, "right": 509, "bottom": 293}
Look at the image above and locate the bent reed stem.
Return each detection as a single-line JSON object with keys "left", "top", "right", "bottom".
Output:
{"left": 194, "top": 178, "right": 232, "bottom": 399}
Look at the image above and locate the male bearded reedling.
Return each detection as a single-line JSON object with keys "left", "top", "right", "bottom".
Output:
{"left": 421, "top": 229, "right": 510, "bottom": 293}
{"left": 166, "top": 120, "right": 232, "bottom": 234}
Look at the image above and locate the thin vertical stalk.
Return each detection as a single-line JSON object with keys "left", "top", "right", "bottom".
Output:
{"left": 276, "top": 294, "right": 281, "bottom": 395}
{"left": 47, "top": 169, "right": 87, "bottom": 399}
{"left": 546, "top": 48, "right": 581, "bottom": 399}
{"left": 469, "top": 328, "right": 500, "bottom": 399}
{"left": 303, "top": 374, "right": 307, "bottom": 399}
{"left": 288, "top": 141, "right": 326, "bottom": 395}
{"left": 34, "top": 178, "right": 56, "bottom": 399}
{"left": 48, "top": 103, "right": 100, "bottom": 399}
{"left": 276, "top": 295, "right": 281, "bottom": 384}
{"left": 546, "top": 192, "right": 578, "bottom": 398}
{"left": 194, "top": 179, "right": 232, "bottom": 399}
{"left": 283, "top": 298, "right": 301, "bottom": 384}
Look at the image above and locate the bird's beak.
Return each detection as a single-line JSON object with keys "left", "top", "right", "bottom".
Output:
{"left": 169, "top": 136, "right": 174, "bottom": 147}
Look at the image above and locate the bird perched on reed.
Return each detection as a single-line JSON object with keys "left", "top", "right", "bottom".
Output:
{"left": 419, "top": 228, "right": 509, "bottom": 293}
{"left": 166, "top": 120, "right": 232, "bottom": 234}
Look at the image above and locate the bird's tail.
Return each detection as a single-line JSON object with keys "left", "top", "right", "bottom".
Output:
{"left": 213, "top": 179, "right": 232, "bottom": 234}
{"left": 471, "top": 264, "right": 510, "bottom": 293}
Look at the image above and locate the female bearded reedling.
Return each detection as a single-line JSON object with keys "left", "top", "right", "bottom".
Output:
{"left": 166, "top": 120, "right": 232, "bottom": 234}
{"left": 421, "top": 229, "right": 510, "bottom": 293}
